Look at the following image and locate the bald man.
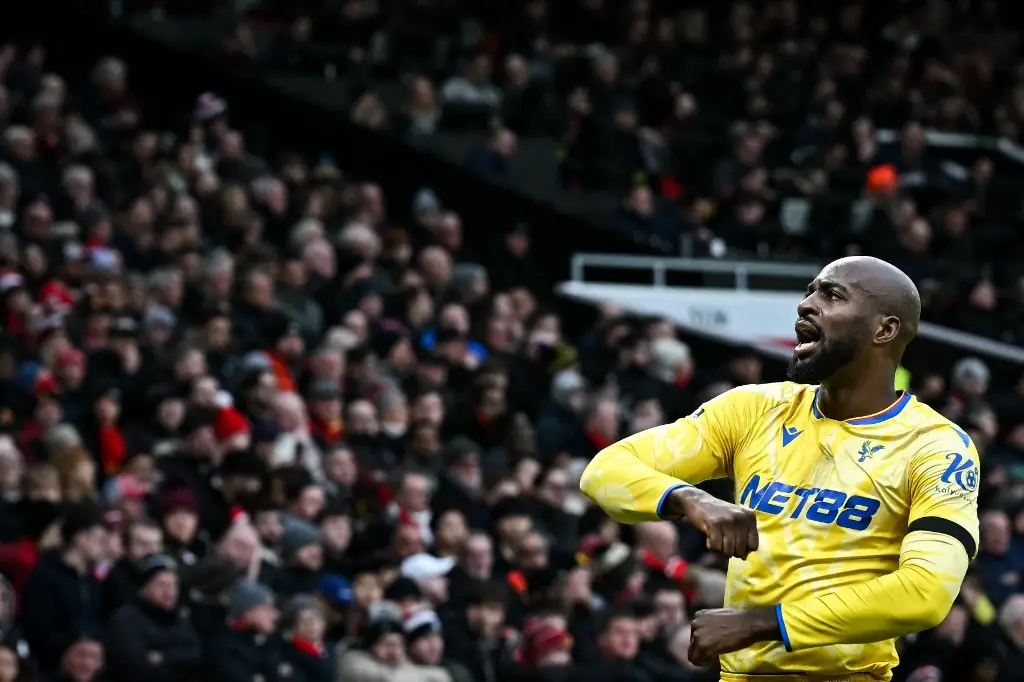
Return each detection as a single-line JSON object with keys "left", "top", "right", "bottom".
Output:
{"left": 581, "top": 257, "right": 979, "bottom": 681}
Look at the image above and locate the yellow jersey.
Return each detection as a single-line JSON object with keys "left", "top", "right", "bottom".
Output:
{"left": 580, "top": 382, "right": 979, "bottom": 681}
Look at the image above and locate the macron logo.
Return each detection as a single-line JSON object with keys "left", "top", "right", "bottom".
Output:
{"left": 782, "top": 425, "right": 803, "bottom": 447}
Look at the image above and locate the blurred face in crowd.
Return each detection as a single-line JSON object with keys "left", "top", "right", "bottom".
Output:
{"left": 294, "top": 484, "right": 325, "bottom": 521}
{"left": 434, "top": 510, "right": 468, "bottom": 553}
{"left": 143, "top": 570, "right": 179, "bottom": 611}
{"left": 247, "top": 603, "right": 280, "bottom": 635}
{"left": 398, "top": 473, "right": 430, "bottom": 512}
{"left": 175, "top": 349, "right": 206, "bottom": 382}
{"left": 127, "top": 523, "right": 163, "bottom": 562}
{"left": 323, "top": 447, "right": 357, "bottom": 487}
{"left": 347, "top": 400, "right": 379, "bottom": 436}
{"left": 537, "top": 468, "right": 569, "bottom": 509}
{"left": 410, "top": 392, "right": 444, "bottom": 426}
{"left": 653, "top": 588, "right": 686, "bottom": 629}
{"left": 600, "top": 615, "right": 640, "bottom": 661}
{"left": 321, "top": 513, "right": 351, "bottom": 553}
{"left": 372, "top": 633, "right": 405, "bottom": 666}
{"left": 462, "top": 532, "right": 493, "bottom": 579}
{"left": 353, "top": 572, "right": 382, "bottom": 609}
{"left": 637, "top": 521, "right": 678, "bottom": 561}
{"left": 629, "top": 398, "right": 663, "bottom": 435}
{"left": 204, "top": 316, "right": 231, "bottom": 350}
{"left": 164, "top": 508, "right": 197, "bottom": 544}
{"left": 63, "top": 639, "right": 103, "bottom": 682}
{"left": 409, "top": 631, "right": 444, "bottom": 666}
{"left": 73, "top": 525, "right": 107, "bottom": 566}
{"left": 450, "top": 451, "right": 482, "bottom": 494}
{"left": 294, "top": 607, "right": 326, "bottom": 643}
{"left": 220, "top": 522, "right": 259, "bottom": 569}
{"left": 497, "top": 513, "right": 531, "bottom": 547}
{"left": 393, "top": 523, "right": 424, "bottom": 558}
{"left": 254, "top": 510, "right": 283, "bottom": 546}
{"left": 982, "top": 510, "right": 1011, "bottom": 556}
{"left": 418, "top": 575, "right": 448, "bottom": 604}
{"left": 467, "top": 600, "right": 505, "bottom": 639}
{"left": 516, "top": 531, "right": 548, "bottom": 571}
{"left": 296, "top": 542, "right": 323, "bottom": 571}
{"left": 310, "top": 395, "right": 341, "bottom": 424}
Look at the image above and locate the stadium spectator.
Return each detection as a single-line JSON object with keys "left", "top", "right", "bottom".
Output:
{"left": 0, "top": 2, "right": 1022, "bottom": 679}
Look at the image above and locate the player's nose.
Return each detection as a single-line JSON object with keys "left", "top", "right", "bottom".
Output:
{"left": 796, "top": 296, "right": 817, "bottom": 319}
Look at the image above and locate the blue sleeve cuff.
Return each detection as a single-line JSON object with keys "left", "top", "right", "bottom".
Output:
{"left": 656, "top": 483, "right": 692, "bottom": 519}
{"left": 775, "top": 603, "right": 793, "bottom": 652}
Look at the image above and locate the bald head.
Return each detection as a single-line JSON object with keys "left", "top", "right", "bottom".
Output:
{"left": 821, "top": 256, "right": 920, "bottom": 346}
{"left": 790, "top": 257, "right": 920, "bottom": 385}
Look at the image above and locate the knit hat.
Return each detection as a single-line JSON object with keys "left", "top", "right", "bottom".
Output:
{"left": 227, "top": 580, "right": 275, "bottom": 621}
{"left": 361, "top": 606, "right": 404, "bottom": 646}
{"left": 279, "top": 520, "right": 320, "bottom": 560}
{"left": 518, "top": 618, "right": 572, "bottom": 666}
{"left": 316, "top": 574, "right": 354, "bottom": 608}
{"left": 160, "top": 488, "right": 199, "bottom": 518}
{"left": 403, "top": 609, "right": 442, "bottom": 643}
{"left": 136, "top": 553, "right": 177, "bottom": 586}
{"left": 60, "top": 502, "right": 105, "bottom": 543}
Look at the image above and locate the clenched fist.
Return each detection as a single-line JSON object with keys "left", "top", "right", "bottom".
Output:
{"left": 668, "top": 486, "right": 759, "bottom": 559}
{"left": 688, "top": 607, "right": 780, "bottom": 667}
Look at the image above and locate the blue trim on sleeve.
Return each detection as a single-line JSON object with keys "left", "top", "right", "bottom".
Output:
{"left": 656, "top": 484, "right": 691, "bottom": 519}
{"left": 775, "top": 604, "right": 793, "bottom": 652}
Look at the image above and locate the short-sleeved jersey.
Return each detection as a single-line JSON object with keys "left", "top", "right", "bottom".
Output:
{"left": 580, "top": 382, "right": 979, "bottom": 680}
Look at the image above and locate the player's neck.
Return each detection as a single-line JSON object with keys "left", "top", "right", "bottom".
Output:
{"left": 818, "top": 375, "right": 900, "bottom": 422}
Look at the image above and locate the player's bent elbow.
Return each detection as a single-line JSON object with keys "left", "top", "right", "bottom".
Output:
{"left": 579, "top": 451, "right": 634, "bottom": 524}
{"left": 894, "top": 580, "right": 957, "bottom": 635}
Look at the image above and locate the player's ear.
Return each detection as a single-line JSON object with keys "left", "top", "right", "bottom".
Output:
{"left": 875, "top": 315, "right": 901, "bottom": 345}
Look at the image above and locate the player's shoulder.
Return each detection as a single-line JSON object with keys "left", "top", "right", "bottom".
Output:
{"left": 899, "top": 396, "right": 976, "bottom": 456}
{"left": 703, "top": 381, "right": 811, "bottom": 414}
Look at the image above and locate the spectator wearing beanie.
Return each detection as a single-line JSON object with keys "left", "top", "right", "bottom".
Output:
{"left": 279, "top": 595, "right": 331, "bottom": 682}
{"left": 405, "top": 608, "right": 473, "bottom": 682}
{"left": 336, "top": 604, "right": 423, "bottom": 682}
{"left": 102, "top": 517, "right": 163, "bottom": 618}
{"left": 105, "top": 554, "right": 202, "bottom": 682}
{"left": 269, "top": 520, "right": 323, "bottom": 598}
{"left": 206, "top": 581, "right": 281, "bottom": 682}
{"left": 20, "top": 503, "right": 106, "bottom": 673}
{"left": 158, "top": 487, "right": 208, "bottom": 568}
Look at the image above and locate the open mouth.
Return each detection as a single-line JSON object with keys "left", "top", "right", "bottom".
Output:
{"left": 794, "top": 320, "right": 822, "bottom": 357}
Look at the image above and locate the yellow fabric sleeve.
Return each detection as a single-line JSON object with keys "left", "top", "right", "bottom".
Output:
{"left": 579, "top": 386, "right": 766, "bottom": 524}
{"left": 777, "top": 428, "right": 979, "bottom": 651}
{"left": 777, "top": 531, "right": 968, "bottom": 650}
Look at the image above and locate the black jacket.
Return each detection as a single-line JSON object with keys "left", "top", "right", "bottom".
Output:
{"left": 205, "top": 627, "right": 284, "bottom": 682}
{"left": 106, "top": 598, "right": 203, "bottom": 682}
{"left": 20, "top": 553, "right": 104, "bottom": 669}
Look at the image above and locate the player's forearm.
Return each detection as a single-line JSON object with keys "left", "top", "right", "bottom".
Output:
{"left": 580, "top": 428, "right": 690, "bottom": 524}
{"left": 776, "top": 532, "right": 967, "bottom": 651}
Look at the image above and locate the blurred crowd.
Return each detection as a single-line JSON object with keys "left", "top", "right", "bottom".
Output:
{"left": 188, "top": 0, "right": 1024, "bottom": 344}
{"left": 0, "top": 4, "right": 1023, "bottom": 682}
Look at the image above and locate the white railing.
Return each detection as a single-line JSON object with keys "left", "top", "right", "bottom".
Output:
{"left": 570, "top": 253, "right": 821, "bottom": 290}
{"left": 568, "top": 253, "right": 1024, "bottom": 365}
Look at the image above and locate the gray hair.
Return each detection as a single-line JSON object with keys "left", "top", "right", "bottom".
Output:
{"left": 1, "top": 126, "right": 33, "bottom": 148}
{"left": 91, "top": 56, "right": 127, "bottom": 88}
{"left": 62, "top": 165, "right": 94, "bottom": 189}
{"left": 337, "top": 222, "right": 380, "bottom": 256}
{"left": 148, "top": 267, "right": 182, "bottom": 292}
{"left": 202, "top": 249, "right": 235, "bottom": 278}
{"left": 289, "top": 218, "right": 325, "bottom": 251}
{"left": 44, "top": 424, "right": 82, "bottom": 456}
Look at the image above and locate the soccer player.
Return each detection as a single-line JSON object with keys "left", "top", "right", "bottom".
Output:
{"left": 580, "top": 257, "right": 979, "bottom": 681}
